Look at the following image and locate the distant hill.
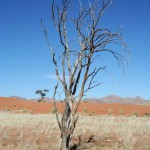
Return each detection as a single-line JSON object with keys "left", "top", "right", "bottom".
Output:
{"left": 9, "top": 96, "right": 54, "bottom": 102}
{"left": 8, "top": 95, "right": 150, "bottom": 104}
{"left": 9, "top": 96, "right": 28, "bottom": 101}
{"left": 84, "top": 95, "right": 150, "bottom": 104}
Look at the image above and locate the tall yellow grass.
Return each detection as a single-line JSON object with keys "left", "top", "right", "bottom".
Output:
{"left": 0, "top": 111, "right": 150, "bottom": 150}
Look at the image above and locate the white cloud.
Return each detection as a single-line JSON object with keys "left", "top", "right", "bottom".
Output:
{"left": 46, "top": 74, "right": 69, "bottom": 80}
{"left": 46, "top": 75, "right": 58, "bottom": 80}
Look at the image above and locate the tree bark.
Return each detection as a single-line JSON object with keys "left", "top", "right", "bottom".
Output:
{"left": 58, "top": 96, "right": 75, "bottom": 150}
{"left": 59, "top": 133, "right": 71, "bottom": 150}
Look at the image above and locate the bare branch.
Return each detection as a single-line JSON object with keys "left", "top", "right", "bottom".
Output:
{"left": 41, "top": 19, "right": 64, "bottom": 85}
{"left": 53, "top": 83, "right": 62, "bottom": 130}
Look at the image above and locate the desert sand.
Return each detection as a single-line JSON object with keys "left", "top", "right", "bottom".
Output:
{"left": 0, "top": 96, "right": 149, "bottom": 115}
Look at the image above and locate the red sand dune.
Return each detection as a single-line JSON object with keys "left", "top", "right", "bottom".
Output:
{"left": 0, "top": 97, "right": 150, "bottom": 115}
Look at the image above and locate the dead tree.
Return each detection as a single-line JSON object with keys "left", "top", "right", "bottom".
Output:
{"left": 42, "top": 0, "right": 129, "bottom": 149}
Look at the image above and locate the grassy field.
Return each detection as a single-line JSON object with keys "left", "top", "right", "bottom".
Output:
{"left": 0, "top": 111, "right": 150, "bottom": 150}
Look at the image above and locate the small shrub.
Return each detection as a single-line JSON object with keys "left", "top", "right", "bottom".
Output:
{"left": 89, "top": 113, "right": 92, "bottom": 116}
{"left": 133, "top": 112, "right": 139, "bottom": 117}
{"left": 108, "top": 108, "right": 113, "bottom": 115}
{"left": 37, "top": 99, "right": 43, "bottom": 102}
{"left": 144, "top": 113, "right": 150, "bottom": 117}
{"left": 92, "top": 111, "right": 95, "bottom": 114}
{"left": 38, "top": 99, "right": 46, "bottom": 102}
{"left": 89, "top": 111, "right": 96, "bottom": 116}
{"left": 51, "top": 107, "right": 57, "bottom": 114}
{"left": 83, "top": 107, "right": 88, "bottom": 113}
{"left": 21, "top": 108, "right": 32, "bottom": 114}
{"left": 119, "top": 109, "right": 125, "bottom": 115}
{"left": 5, "top": 108, "right": 11, "bottom": 111}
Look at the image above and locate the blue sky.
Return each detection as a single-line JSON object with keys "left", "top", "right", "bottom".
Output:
{"left": 0, "top": 0, "right": 150, "bottom": 99}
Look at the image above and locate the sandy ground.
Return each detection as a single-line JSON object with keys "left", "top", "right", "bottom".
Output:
{"left": 0, "top": 112, "right": 150, "bottom": 150}
{"left": 0, "top": 97, "right": 150, "bottom": 149}
{"left": 0, "top": 96, "right": 150, "bottom": 115}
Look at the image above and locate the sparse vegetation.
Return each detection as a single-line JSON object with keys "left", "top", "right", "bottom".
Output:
{"left": 37, "top": 99, "right": 43, "bottom": 102}
{"left": 83, "top": 107, "right": 88, "bottom": 113}
{"left": 21, "top": 108, "right": 33, "bottom": 114}
{"left": 133, "top": 112, "right": 139, "bottom": 117}
{"left": 108, "top": 108, "right": 113, "bottom": 115}
{"left": 144, "top": 113, "right": 150, "bottom": 117}
{"left": 5, "top": 107, "right": 11, "bottom": 111}
{"left": 119, "top": 109, "right": 125, "bottom": 115}
{"left": 3, "top": 107, "right": 33, "bottom": 114}
{"left": 88, "top": 111, "right": 96, "bottom": 116}
{"left": 37, "top": 99, "right": 46, "bottom": 102}
{"left": 92, "top": 111, "right": 96, "bottom": 115}
{"left": 50, "top": 107, "right": 57, "bottom": 114}
{"left": 0, "top": 112, "right": 150, "bottom": 150}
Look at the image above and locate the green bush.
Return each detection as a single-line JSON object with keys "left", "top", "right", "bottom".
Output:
{"left": 37, "top": 99, "right": 45, "bottom": 102}
{"left": 133, "top": 112, "right": 139, "bottom": 117}
{"left": 38, "top": 99, "right": 42, "bottom": 102}
{"left": 83, "top": 107, "right": 88, "bottom": 113}
{"left": 50, "top": 107, "right": 57, "bottom": 114}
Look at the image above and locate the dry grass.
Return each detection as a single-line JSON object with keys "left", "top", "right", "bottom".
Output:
{"left": 0, "top": 111, "right": 150, "bottom": 150}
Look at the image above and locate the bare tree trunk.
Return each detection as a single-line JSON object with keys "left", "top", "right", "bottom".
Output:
{"left": 41, "top": 95, "right": 45, "bottom": 102}
{"left": 58, "top": 96, "right": 78, "bottom": 150}
{"left": 59, "top": 98, "right": 72, "bottom": 150}
{"left": 59, "top": 133, "right": 71, "bottom": 150}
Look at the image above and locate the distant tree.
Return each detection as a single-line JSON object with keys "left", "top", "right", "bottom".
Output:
{"left": 35, "top": 89, "right": 48, "bottom": 101}
{"left": 42, "top": 0, "right": 129, "bottom": 149}
{"left": 43, "top": 89, "right": 49, "bottom": 94}
{"left": 35, "top": 90, "right": 42, "bottom": 95}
